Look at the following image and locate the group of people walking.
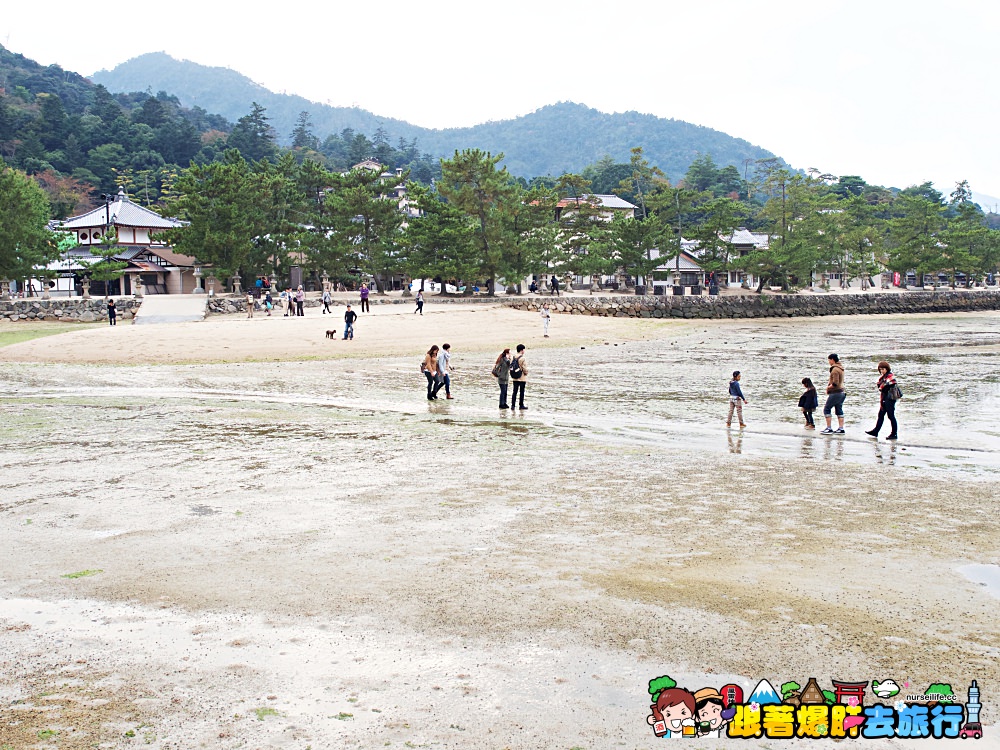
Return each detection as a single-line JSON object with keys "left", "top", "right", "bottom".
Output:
{"left": 730, "top": 353, "right": 902, "bottom": 439}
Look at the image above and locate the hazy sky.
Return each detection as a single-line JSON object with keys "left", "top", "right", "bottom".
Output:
{"left": 4, "top": 1, "right": 998, "bottom": 201}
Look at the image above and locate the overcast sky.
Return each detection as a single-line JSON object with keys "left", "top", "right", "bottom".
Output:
{"left": 4, "top": 1, "right": 998, "bottom": 203}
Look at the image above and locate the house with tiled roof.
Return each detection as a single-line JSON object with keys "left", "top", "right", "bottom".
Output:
{"left": 53, "top": 189, "right": 196, "bottom": 296}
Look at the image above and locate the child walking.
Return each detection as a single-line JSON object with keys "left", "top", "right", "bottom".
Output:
{"left": 727, "top": 371, "right": 748, "bottom": 428}
{"left": 799, "top": 377, "right": 818, "bottom": 429}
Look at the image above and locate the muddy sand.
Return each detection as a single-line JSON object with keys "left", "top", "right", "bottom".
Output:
{"left": 1, "top": 305, "right": 999, "bottom": 749}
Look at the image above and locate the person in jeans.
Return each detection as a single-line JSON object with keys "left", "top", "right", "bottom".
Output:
{"left": 821, "top": 353, "right": 846, "bottom": 434}
{"left": 511, "top": 344, "right": 528, "bottom": 409}
{"left": 414, "top": 290, "right": 424, "bottom": 315}
{"left": 726, "top": 371, "right": 748, "bottom": 428}
{"left": 360, "top": 283, "right": 370, "bottom": 313}
{"left": 494, "top": 348, "right": 512, "bottom": 409}
{"left": 866, "top": 361, "right": 898, "bottom": 440}
{"left": 437, "top": 343, "right": 454, "bottom": 399}
{"left": 423, "top": 345, "right": 442, "bottom": 400}
{"left": 343, "top": 305, "right": 357, "bottom": 339}
{"left": 295, "top": 285, "right": 305, "bottom": 317}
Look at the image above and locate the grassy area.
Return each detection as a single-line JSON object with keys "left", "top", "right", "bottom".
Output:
{"left": 0, "top": 321, "right": 99, "bottom": 348}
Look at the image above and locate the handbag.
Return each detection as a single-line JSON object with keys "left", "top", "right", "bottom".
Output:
{"left": 888, "top": 384, "right": 903, "bottom": 401}
{"left": 491, "top": 362, "right": 501, "bottom": 377}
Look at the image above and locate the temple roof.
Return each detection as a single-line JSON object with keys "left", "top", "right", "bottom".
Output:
{"left": 60, "top": 189, "right": 184, "bottom": 230}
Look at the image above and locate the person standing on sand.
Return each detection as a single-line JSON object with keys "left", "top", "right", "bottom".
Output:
{"left": 493, "top": 348, "right": 512, "bottom": 409}
{"left": 281, "top": 288, "right": 291, "bottom": 317}
{"left": 726, "top": 371, "right": 748, "bottom": 428}
{"left": 414, "top": 290, "right": 424, "bottom": 315}
{"left": 246, "top": 290, "right": 254, "bottom": 319}
{"left": 437, "top": 343, "right": 454, "bottom": 399}
{"left": 510, "top": 344, "right": 528, "bottom": 410}
{"left": 360, "top": 283, "right": 370, "bottom": 313}
{"left": 295, "top": 285, "right": 305, "bottom": 317}
{"left": 540, "top": 303, "right": 552, "bottom": 337}
{"left": 107, "top": 298, "right": 116, "bottom": 326}
{"left": 343, "top": 305, "right": 357, "bottom": 340}
{"left": 821, "top": 353, "right": 846, "bottom": 435}
{"left": 799, "top": 377, "right": 818, "bottom": 429}
{"left": 423, "top": 345, "right": 442, "bottom": 400}
{"left": 322, "top": 288, "right": 332, "bottom": 314}
{"left": 866, "top": 361, "right": 899, "bottom": 440}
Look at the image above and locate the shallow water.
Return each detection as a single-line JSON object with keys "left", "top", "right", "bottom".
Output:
{"left": 4, "top": 313, "right": 1000, "bottom": 476}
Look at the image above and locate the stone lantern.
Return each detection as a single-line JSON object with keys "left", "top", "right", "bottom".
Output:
{"left": 134, "top": 274, "right": 144, "bottom": 298}
{"left": 206, "top": 275, "right": 217, "bottom": 297}
{"left": 82, "top": 277, "right": 91, "bottom": 300}
{"left": 193, "top": 264, "right": 205, "bottom": 294}
{"left": 231, "top": 275, "right": 242, "bottom": 295}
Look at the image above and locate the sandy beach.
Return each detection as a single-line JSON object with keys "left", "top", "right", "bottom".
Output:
{"left": 1, "top": 304, "right": 999, "bottom": 749}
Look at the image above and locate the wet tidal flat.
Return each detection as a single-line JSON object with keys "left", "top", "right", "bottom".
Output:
{"left": 1, "top": 311, "right": 999, "bottom": 748}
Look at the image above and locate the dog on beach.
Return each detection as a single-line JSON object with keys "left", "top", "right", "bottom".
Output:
{"left": 326, "top": 330, "right": 336, "bottom": 339}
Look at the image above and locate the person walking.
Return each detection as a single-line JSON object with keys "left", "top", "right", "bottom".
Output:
{"left": 866, "top": 361, "right": 899, "bottom": 440}
{"left": 107, "top": 298, "right": 117, "bottom": 326}
{"left": 343, "top": 304, "right": 357, "bottom": 340}
{"left": 295, "top": 285, "right": 305, "bottom": 317}
{"left": 799, "top": 377, "right": 818, "bottom": 429}
{"left": 821, "top": 353, "right": 846, "bottom": 434}
{"left": 322, "top": 288, "right": 332, "bottom": 314}
{"left": 414, "top": 290, "right": 424, "bottom": 315}
{"left": 550, "top": 275, "right": 560, "bottom": 296}
{"left": 360, "top": 283, "right": 370, "bottom": 313}
{"left": 264, "top": 291, "right": 273, "bottom": 316}
{"left": 423, "top": 345, "right": 442, "bottom": 400}
{"left": 493, "top": 348, "right": 512, "bottom": 409}
{"left": 510, "top": 344, "right": 528, "bottom": 409}
{"left": 437, "top": 343, "right": 454, "bottom": 399}
{"left": 540, "top": 303, "right": 552, "bottom": 337}
{"left": 246, "top": 290, "right": 255, "bottom": 319}
{"left": 726, "top": 371, "right": 748, "bottom": 428}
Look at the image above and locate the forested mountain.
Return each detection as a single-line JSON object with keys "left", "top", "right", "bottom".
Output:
{"left": 93, "top": 53, "right": 781, "bottom": 181}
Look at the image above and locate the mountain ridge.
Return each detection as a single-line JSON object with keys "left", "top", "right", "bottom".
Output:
{"left": 93, "top": 52, "right": 784, "bottom": 180}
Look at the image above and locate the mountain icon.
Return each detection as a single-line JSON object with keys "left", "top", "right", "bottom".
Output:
{"left": 748, "top": 679, "right": 782, "bottom": 705}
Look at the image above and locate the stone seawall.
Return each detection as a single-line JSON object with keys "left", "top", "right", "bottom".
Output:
{"left": 502, "top": 290, "right": 1000, "bottom": 319}
{"left": 206, "top": 294, "right": 500, "bottom": 315}
{"left": 1, "top": 298, "right": 141, "bottom": 322}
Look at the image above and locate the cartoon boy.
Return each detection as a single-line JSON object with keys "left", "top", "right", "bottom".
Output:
{"left": 694, "top": 687, "right": 734, "bottom": 737}
{"left": 648, "top": 686, "right": 697, "bottom": 738}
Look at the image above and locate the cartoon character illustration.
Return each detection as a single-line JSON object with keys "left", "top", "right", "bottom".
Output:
{"left": 872, "top": 679, "right": 901, "bottom": 699}
{"left": 694, "top": 687, "right": 737, "bottom": 737}
{"left": 646, "top": 678, "right": 697, "bottom": 738}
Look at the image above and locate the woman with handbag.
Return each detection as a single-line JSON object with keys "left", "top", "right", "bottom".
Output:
{"left": 866, "top": 361, "right": 899, "bottom": 440}
{"left": 493, "top": 348, "right": 512, "bottom": 409}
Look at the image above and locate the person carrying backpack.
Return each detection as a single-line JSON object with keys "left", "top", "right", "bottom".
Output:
{"left": 866, "top": 361, "right": 900, "bottom": 440}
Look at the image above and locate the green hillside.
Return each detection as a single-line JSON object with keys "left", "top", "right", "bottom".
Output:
{"left": 93, "top": 53, "right": 783, "bottom": 180}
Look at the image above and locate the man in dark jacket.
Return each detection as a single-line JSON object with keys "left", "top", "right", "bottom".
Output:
{"left": 343, "top": 305, "right": 357, "bottom": 340}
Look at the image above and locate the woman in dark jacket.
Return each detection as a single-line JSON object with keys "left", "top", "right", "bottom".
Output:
{"left": 866, "top": 361, "right": 898, "bottom": 440}
{"left": 494, "top": 348, "right": 512, "bottom": 409}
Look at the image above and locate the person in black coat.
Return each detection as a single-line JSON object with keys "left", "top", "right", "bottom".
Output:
{"left": 799, "top": 377, "right": 818, "bottom": 429}
{"left": 343, "top": 305, "right": 357, "bottom": 340}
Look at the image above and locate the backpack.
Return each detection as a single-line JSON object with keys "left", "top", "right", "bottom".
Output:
{"left": 509, "top": 356, "right": 523, "bottom": 379}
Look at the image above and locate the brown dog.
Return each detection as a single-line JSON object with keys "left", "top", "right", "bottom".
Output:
{"left": 326, "top": 330, "right": 336, "bottom": 339}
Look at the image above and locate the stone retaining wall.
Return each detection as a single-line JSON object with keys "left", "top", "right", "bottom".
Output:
{"left": 206, "top": 294, "right": 500, "bottom": 315}
{"left": 502, "top": 290, "right": 1000, "bottom": 319}
{"left": 0, "top": 298, "right": 141, "bottom": 323}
